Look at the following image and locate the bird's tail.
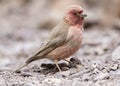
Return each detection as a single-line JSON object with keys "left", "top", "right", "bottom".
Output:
{"left": 13, "top": 63, "right": 29, "bottom": 73}
{"left": 13, "top": 56, "right": 40, "bottom": 73}
{"left": 26, "top": 56, "right": 40, "bottom": 64}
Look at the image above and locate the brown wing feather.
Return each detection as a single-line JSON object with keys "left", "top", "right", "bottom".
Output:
{"left": 26, "top": 22, "right": 70, "bottom": 64}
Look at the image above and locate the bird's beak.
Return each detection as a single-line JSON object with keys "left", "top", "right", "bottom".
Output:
{"left": 80, "top": 13, "right": 87, "bottom": 18}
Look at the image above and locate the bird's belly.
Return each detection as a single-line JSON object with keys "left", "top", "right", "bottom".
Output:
{"left": 47, "top": 39, "right": 81, "bottom": 61}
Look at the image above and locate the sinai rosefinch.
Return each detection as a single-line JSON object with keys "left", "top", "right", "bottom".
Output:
{"left": 14, "top": 5, "right": 87, "bottom": 72}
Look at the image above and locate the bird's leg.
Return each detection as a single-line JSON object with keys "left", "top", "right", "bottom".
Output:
{"left": 63, "top": 59, "right": 76, "bottom": 68}
{"left": 54, "top": 59, "right": 61, "bottom": 72}
{"left": 63, "top": 59, "right": 71, "bottom": 63}
{"left": 63, "top": 59, "right": 73, "bottom": 66}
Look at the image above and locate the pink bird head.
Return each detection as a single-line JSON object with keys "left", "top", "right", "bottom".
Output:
{"left": 64, "top": 5, "right": 87, "bottom": 26}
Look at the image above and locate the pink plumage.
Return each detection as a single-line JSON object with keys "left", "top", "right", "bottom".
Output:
{"left": 14, "top": 5, "right": 87, "bottom": 72}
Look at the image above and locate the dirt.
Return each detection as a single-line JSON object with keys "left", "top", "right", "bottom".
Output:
{"left": 0, "top": 27, "right": 120, "bottom": 86}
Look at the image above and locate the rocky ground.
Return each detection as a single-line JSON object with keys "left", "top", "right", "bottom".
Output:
{"left": 0, "top": 27, "right": 120, "bottom": 86}
{"left": 0, "top": 0, "right": 120, "bottom": 86}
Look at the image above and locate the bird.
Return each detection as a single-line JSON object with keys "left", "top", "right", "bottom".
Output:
{"left": 14, "top": 5, "right": 87, "bottom": 72}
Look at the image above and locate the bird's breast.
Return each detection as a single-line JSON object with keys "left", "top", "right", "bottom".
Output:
{"left": 68, "top": 28, "right": 82, "bottom": 49}
{"left": 68, "top": 26, "right": 83, "bottom": 46}
{"left": 47, "top": 27, "right": 83, "bottom": 61}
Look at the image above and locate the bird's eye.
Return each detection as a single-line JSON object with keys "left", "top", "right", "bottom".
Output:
{"left": 73, "top": 13, "right": 77, "bottom": 16}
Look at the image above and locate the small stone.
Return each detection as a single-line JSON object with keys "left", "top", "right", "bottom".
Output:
{"left": 112, "top": 46, "right": 120, "bottom": 60}
{"left": 59, "top": 71, "right": 71, "bottom": 77}
{"left": 42, "top": 77, "right": 62, "bottom": 86}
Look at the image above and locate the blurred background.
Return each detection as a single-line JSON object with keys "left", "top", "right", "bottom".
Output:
{"left": 0, "top": 0, "right": 120, "bottom": 35}
{"left": 0, "top": 0, "right": 120, "bottom": 68}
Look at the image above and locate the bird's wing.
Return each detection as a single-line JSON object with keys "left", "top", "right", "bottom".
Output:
{"left": 26, "top": 22, "right": 70, "bottom": 63}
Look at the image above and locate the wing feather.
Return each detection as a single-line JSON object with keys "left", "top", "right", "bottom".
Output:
{"left": 26, "top": 22, "right": 70, "bottom": 63}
